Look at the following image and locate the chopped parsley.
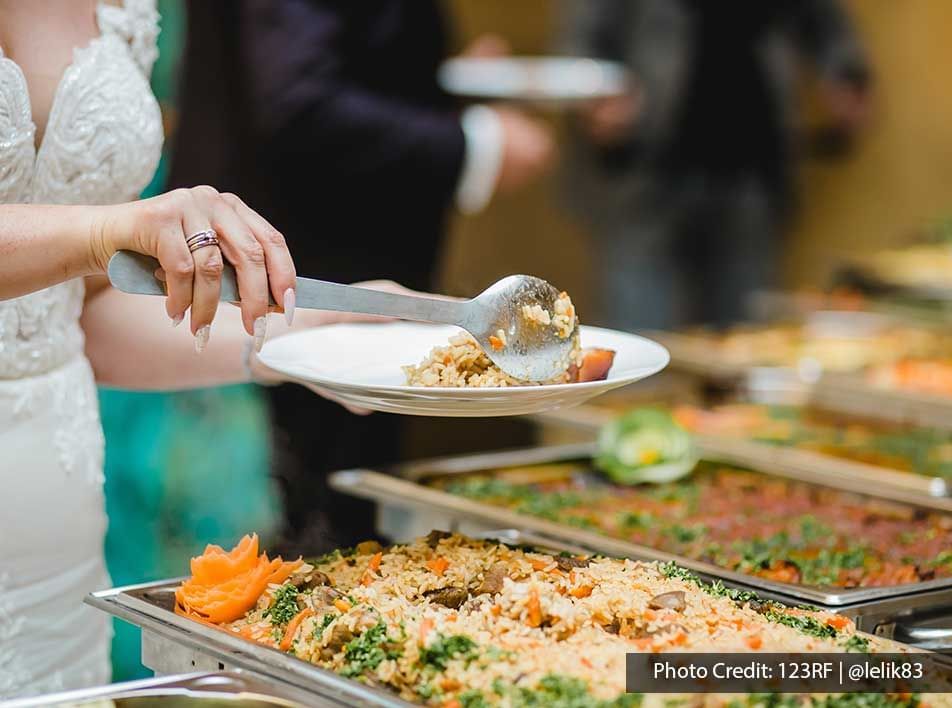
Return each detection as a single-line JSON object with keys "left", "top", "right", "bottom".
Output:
{"left": 666, "top": 523, "right": 706, "bottom": 544}
{"left": 763, "top": 609, "right": 837, "bottom": 639}
{"left": 419, "top": 633, "right": 478, "bottom": 671}
{"left": 492, "top": 674, "right": 643, "bottom": 708}
{"left": 659, "top": 562, "right": 759, "bottom": 604}
{"left": 843, "top": 634, "right": 871, "bottom": 653}
{"left": 262, "top": 583, "right": 299, "bottom": 626}
{"left": 340, "top": 621, "right": 402, "bottom": 678}
{"left": 618, "top": 511, "right": 654, "bottom": 529}
{"left": 312, "top": 612, "right": 338, "bottom": 639}
{"left": 458, "top": 689, "right": 492, "bottom": 708}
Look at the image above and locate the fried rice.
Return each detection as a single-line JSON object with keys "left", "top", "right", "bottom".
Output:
{"left": 403, "top": 292, "right": 585, "bottom": 387}
{"left": 186, "top": 533, "right": 947, "bottom": 708}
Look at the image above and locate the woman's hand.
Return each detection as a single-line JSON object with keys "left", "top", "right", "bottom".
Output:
{"left": 90, "top": 186, "right": 296, "bottom": 350}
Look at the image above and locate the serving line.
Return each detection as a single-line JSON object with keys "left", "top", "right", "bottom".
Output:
{"left": 327, "top": 443, "right": 952, "bottom": 648}
{"left": 86, "top": 528, "right": 919, "bottom": 708}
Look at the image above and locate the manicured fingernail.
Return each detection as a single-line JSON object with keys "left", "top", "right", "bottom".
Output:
{"left": 195, "top": 325, "right": 210, "bottom": 353}
{"left": 254, "top": 315, "right": 268, "bottom": 352}
{"left": 283, "top": 288, "right": 296, "bottom": 326}
{"left": 171, "top": 313, "right": 184, "bottom": 328}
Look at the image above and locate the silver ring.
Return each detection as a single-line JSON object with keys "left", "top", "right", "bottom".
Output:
{"left": 186, "top": 229, "right": 217, "bottom": 247}
{"left": 188, "top": 235, "right": 220, "bottom": 253}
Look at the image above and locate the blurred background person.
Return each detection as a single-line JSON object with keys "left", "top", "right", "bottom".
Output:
{"left": 168, "top": 0, "right": 554, "bottom": 557}
{"left": 560, "top": 0, "right": 871, "bottom": 330}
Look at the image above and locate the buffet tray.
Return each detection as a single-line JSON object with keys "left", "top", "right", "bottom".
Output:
{"left": 329, "top": 443, "right": 952, "bottom": 647}
{"left": 814, "top": 371, "right": 952, "bottom": 432}
{"left": 85, "top": 587, "right": 417, "bottom": 708}
{"left": 529, "top": 405, "right": 952, "bottom": 498}
{"left": 5, "top": 672, "right": 309, "bottom": 708}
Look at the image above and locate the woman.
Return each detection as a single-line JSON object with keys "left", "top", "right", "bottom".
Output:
{"left": 0, "top": 0, "right": 379, "bottom": 697}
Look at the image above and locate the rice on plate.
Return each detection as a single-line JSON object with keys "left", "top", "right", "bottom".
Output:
{"left": 403, "top": 291, "right": 616, "bottom": 387}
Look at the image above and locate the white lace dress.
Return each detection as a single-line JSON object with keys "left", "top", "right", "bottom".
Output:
{"left": 0, "top": 0, "right": 163, "bottom": 698}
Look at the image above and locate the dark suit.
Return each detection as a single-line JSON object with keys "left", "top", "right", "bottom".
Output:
{"left": 560, "top": 0, "right": 870, "bottom": 329}
{"left": 168, "top": 0, "right": 466, "bottom": 555}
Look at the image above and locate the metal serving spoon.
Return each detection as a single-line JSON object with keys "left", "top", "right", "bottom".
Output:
{"left": 107, "top": 250, "right": 579, "bottom": 382}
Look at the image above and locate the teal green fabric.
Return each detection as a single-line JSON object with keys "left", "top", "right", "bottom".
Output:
{"left": 100, "top": 0, "right": 280, "bottom": 682}
{"left": 101, "top": 387, "right": 279, "bottom": 681}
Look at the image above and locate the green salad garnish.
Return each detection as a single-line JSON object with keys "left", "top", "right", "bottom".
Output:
{"left": 595, "top": 408, "right": 698, "bottom": 485}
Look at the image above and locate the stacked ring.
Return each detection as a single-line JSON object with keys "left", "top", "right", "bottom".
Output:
{"left": 186, "top": 229, "right": 220, "bottom": 253}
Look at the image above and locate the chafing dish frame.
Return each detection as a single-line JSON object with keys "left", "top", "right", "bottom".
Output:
{"left": 85, "top": 585, "right": 418, "bottom": 708}
{"left": 328, "top": 442, "right": 952, "bottom": 644}
{"left": 530, "top": 401, "right": 952, "bottom": 498}
{"left": 4, "top": 671, "right": 313, "bottom": 707}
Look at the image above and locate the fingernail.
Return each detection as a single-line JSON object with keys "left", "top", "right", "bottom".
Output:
{"left": 195, "top": 325, "right": 210, "bottom": 353}
{"left": 171, "top": 313, "right": 184, "bottom": 328}
{"left": 254, "top": 315, "right": 268, "bottom": 352}
{"left": 283, "top": 288, "right": 296, "bottom": 326}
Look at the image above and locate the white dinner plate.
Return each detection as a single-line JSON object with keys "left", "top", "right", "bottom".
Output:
{"left": 256, "top": 322, "right": 669, "bottom": 417}
{"left": 438, "top": 57, "right": 629, "bottom": 103}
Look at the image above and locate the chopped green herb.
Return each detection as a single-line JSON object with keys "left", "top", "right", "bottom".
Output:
{"left": 340, "top": 621, "right": 402, "bottom": 678}
{"left": 312, "top": 612, "right": 338, "bottom": 640}
{"left": 459, "top": 689, "right": 491, "bottom": 708}
{"left": 763, "top": 609, "right": 837, "bottom": 639}
{"left": 844, "top": 634, "right": 871, "bottom": 653}
{"left": 262, "top": 584, "right": 299, "bottom": 626}
{"left": 419, "top": 634, "right": 478, "bottom": 671}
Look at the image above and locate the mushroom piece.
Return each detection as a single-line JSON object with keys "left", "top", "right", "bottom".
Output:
{"left": 474, "top": 562, "right": 509, "bottom": 596}
{"left": 355, "top": 540, "right": 383, "bottom": 555}
{"left": 648, "top": 591, "right": 686, "bottom": 612}
{"left": 423, "top": 586, "right": 469, "bottom": 609}
{"left": 555, "top": 556, "right": 591, "bottom": 572}
{"left": 312, "top": 586, "right": 344, "bottom": 606}
{"left": 298, "top": 570, "right": 332, "bottom": 591}
{"left": 324, "top": 624, "right": 353, "bottom": 653}
{"left": 425, "top": 530, "right": 453, "bottom": 549}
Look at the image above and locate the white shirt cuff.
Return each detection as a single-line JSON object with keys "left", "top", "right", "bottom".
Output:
{"left": 456, "top": 105, "right": 504, "bottom": 214}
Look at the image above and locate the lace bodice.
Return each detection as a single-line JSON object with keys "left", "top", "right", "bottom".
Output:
{"left": 0, "top": 1, "right": 163, "bottom": 698}
{"left": 0, "top": 0, "right": 163, "bottom": 379}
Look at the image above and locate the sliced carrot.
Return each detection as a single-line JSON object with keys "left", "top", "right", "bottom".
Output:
{"left": 490, "top": 604, "right": 501, "bottom": 616}
{"left": 488, "top": 335, "right": 504, "bottom": 351}
{"left": 526, "top": 588, "right": 542, "bottom": 628}
{"left": 419, "top": 617, "right": 434, "bottom": 645}
{"left": 570, "top": 584, "right": 593, "bottom": 598}
{"left": 280, "top": 609, "right": 314, "bottom": 652}
{"left": 580, "top": 657, "right": 593, "bottom": 669}
{"left": 333, "top": 598, "right": 352, "bottom": 613}
{"left": 175, "top": 534, "right": 302, "bottom": 624}
{"left": 529, "top": 558, "right": 551, "bottom": 571}
{"left": 368, "top": 551, "right": 383, "bottom": 572}
{"left": 443, "top": 700, "right": 462, "bottom": 708}
{"left": 360, "top": 572, "right": 374, "bottom": 587}
{"left": 440, "top": 678, "right": 462, "bottom": 691}
{"left": 426, "top": 557, "right": 450, "bottom": 576}
{"left": 827, "top": 615, "right": 850, "bottom": 630}
{"left": 746, "top": 635, "right": 763, "bottom": 650}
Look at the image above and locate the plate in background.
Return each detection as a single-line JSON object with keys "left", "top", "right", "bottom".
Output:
{"left": 438, "top": 56, "right": 629, "bottom": 102}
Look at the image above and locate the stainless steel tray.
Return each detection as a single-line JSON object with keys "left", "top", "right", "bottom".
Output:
{"left": 85, "top": 586, "right": 417, "bottom": 708}
{"left": 329, "top": 443, "right": 952, "bottom": 645}
{"left": 530, "top": 406, "right": 952, "bottom": 498}
{"left": 4, "top": 672, "right": 307, "bottom": 707}
{"left": 815, "top": 371, "right": 952, "bottom": 432}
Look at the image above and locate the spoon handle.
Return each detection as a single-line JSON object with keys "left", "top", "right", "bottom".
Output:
{"left": 107, "top": 250, "right": 468, "bottom": 324}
